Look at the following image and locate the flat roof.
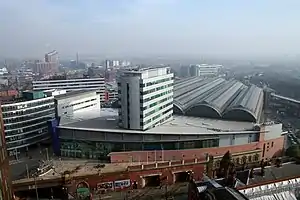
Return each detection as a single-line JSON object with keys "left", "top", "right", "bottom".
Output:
{"left": 249, "top": 162, "right": 300, "bottom": 185}
{"left": 58, "top": 113, "right": 257, "bottom": 135}
{"left": 54, "top": 90, "right": 98, "bottom": 100}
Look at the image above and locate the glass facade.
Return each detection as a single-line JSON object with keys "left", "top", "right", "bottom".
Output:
{"left": 1, "top": 97, "right": 55, "bottom": 155}
{"left": 60, "top": 139, "right": 219, "bottom": 159}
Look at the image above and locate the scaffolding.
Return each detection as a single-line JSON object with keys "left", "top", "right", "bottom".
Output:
{"left": 239, "top": 177, "right": 300, "bottom": 200}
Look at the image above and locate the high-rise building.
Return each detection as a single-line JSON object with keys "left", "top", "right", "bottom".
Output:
{"left": 117, "top": 67, "right": 174, "bottom": 130}
{"left": 0, "top": 103, "right": 13, "bottom": 200}
{"left": 33, "top": 50, "right": 59, "bottom": 75}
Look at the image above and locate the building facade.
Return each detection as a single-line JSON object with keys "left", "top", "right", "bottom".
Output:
{"left": 0, "top": 104, "right": 13, "bottom": 200}
{"left": 189, "top": 64, "right": 221, "bottom": 77}
{"left": 1, "top": 91, "right": 55, "bottom": 157}
{"left": 54, "top": 91, "right": 101, "bottom": 125}
{"left": 56, "top": 115, "right": 284, "bottom": 162}
{"left": 32, "top": 78, "right": 105, "bottom": 102}
{"left": 117, "top": 67, "right": 174, "bottom": 130}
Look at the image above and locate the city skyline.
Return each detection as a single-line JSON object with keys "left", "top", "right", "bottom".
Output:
{"left": 1, "top": 0, "right": 300, "bottom": 58}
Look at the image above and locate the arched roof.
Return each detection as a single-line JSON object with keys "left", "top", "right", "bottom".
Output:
{"left": 173, "top": 102, "right": 184, "bottom": 114}
{"left": 173, "top": 78, "right": 264, "bottom": 122}
{"left": 186, "top": 104, "right": 222, "bottom": 118}
{"left": 222, "top": 107, "right": 257, "bottom": 122}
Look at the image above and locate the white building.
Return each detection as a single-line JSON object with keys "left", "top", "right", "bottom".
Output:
{"left": 54, "top": 90, "right": 101, "bottom": 125}
{"left": 117, "top": 67, "right": 174, "bottom": 130}
{"left": 32, "top": 78, "right": 105, "bottom": 102}
{"left": 1, "top": 91, "right": 55, "bottom": 156}
{"left": 189, "top": 64, "right": 221, "bottom": 77}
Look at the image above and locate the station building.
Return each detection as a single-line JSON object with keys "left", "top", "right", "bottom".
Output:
{"left": 50, "top": 75, "right": 284, "bottom": 163}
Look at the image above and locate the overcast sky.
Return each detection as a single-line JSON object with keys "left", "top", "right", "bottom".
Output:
{"left": 1, "top": 0, "right": 300, "bottom": 58}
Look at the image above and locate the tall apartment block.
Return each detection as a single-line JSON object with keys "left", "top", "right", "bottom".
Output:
{"left": 0, "top": 104, "right": 13, "bottom": 200}
{"left": 33, "top": 50, "right": 59, "bottom": 75}
{"left": 117, "top": 67, "right": 174, "bottom": 130}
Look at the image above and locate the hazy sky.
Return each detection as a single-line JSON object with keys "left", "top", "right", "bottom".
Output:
{"left": 1, "top": 0, "right": 300, "bottom": 58}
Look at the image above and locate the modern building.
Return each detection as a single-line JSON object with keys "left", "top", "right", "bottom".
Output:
{"left": 1, "top": 91, "right": 55, "bottom": 157}
{"left": 54, "top": 90, "right": 101, "bottom": 125}
{"left": 189, "top": 64, "right": 221, "bottom": 77}
{"left": 0, "top": 104, "right": 13, "bottom": 200}
{"left": 32, "top": 77, "right": 106, "bottom": 102}
{"left": 173, "top": 77, "right": 264, "bottom": 123}
{"left": 117, "top": 67, "right": 174, "bottom": 130}
{"left": 54, "top": 111, "right": 284, "bottom": 163}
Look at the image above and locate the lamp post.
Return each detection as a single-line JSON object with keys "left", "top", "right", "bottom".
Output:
{"left": 33, "top": 173, "right": 39, "bottom": 200}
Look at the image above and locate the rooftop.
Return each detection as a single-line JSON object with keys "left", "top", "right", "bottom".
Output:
{"left": 249, "top": 162, "right": 300, "bottom": 185}
{"left": 174, "top": 77, "right": 264, "bottom": 123}
{"left": 58, "top": 112, "right": 257, "bottom": 135}
{"left": 54, "top": 90, "right": 98, "bottom": 100}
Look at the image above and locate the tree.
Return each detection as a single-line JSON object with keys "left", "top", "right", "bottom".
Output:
{"left": 286, "top": 145, "right": 300, "bottom": 158}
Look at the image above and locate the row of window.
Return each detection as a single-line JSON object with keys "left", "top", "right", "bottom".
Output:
{"left": 141, "top": 83, "right": 173, "bottom": 96}
{"left": 62, "top": 98, "right": 97, "bottom": 109}
{"left": 5, "top": 122, "right": 47, "bottom": 136}
{"left": 60, "top": 139, "right": 219, "bottom": 158}
{"left": 141, "top": 108, "right": 172, "bottom": 127}
{"left": 33, "top": 79, "right": 104, "bottom": 84}
{"left": 143, "top": 102, "right": 173, "bottom": 118}
{"left": 6, "top": 133, "right": 49, "bottom": 149}
{"left": 142, "top": 96, "right": 173, "bottom": 111}
{"left": 1, "top": 99, "right": 53, "bottom": 112}
{"left": 140, "top": 77, "right": 173, "bottom": 87}
{"left": 3, "top": 109, "right": 54, "bottom": 125}
{"left": 142, "top": 90, "right": 173, "bottom": 103}
{"left": 6, "top": 128, "right": 47, "bottom": 143}
{"left": 4, "top": 114, "right": 54, "bottom": 130}
{"left": 2, "top": 104, "right": 54, "bottom": 118}
{"left": 214, "top": 154, "right": 260, "bottom": 168}
{"left": 142, "top": 112, "right": 173, "bottom": 130}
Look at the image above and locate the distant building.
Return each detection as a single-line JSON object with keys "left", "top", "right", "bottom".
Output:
{"left": 32, "top": 77, "right": 105, "bottom": 102}
{"left": 1, "top": 91, "right": 55, "bottom": 157}
{"left": 117, "top": 67, "right": 174, "bottom": 130}
{"left": 105, "top": 82, "right": 118, "bottom": 102}
{"left": 33, "top": 50, "right": 59, "bottom": 75}
{"left": 189, "top": 64, "right": 221, "bottom": 77}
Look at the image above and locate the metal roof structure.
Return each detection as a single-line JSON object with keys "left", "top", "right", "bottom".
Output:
{"left": 174, "top": 78, "right": 264, "bottom": 122}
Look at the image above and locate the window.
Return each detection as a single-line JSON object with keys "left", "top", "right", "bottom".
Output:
{"left": 271, "top": 142, "right": 274, "bottom": 148}
{"left": 242, "top": 156, "right": 247, "bottom": 164}
{"left": 254, "top": 154, "right": 259, "bottom": 161}
{"left": 236, "top": 157, "right": 240, "bottom": 164}
{"left": 248, "top": 155, "right": 252, "bottom": 162}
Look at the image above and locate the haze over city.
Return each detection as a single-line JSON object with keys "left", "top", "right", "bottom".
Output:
{"left": 1, "top": 0, "right": 300, "bottom": 59}
{"left": 2, "top": 1, "right": 300, "bottom": 200}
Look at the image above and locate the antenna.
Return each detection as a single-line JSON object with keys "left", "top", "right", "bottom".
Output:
{"left": 76, "top": 52, "right": 79, "bottom": 66}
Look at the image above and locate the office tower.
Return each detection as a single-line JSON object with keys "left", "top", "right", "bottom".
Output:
{"left": 117, "top": 67, "right": 174, "bottom": 130}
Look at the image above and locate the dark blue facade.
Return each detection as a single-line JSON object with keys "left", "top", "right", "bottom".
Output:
{"left": 47, "top": 117, "right": 60, "bottom": 156}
